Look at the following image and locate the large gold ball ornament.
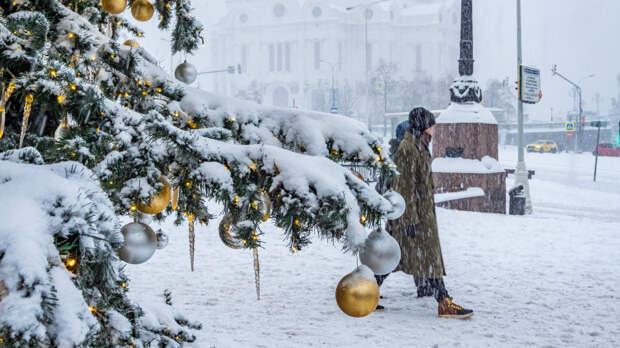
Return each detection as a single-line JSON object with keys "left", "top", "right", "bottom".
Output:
{"left": 131, "top": 0, "right": 154, "bottom": 22}
{"left": 122, "top": 39, "right": 140, "bottom": 48}
{"left": 101, "top": 0, "right": 127, "bottom": 15}
{"left": 137, "top": 177, "right": 171, "bottom": 215}
{"left": 218, "top": 214, "right": 244, "bottom": 249}
{"left": 335, "top": 265, "right": 380, "bottom": 318}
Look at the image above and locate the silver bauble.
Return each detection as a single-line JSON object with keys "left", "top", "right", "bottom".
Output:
{"left": 155, "top": 229, "right": 169, "bottom": 250}
{"left": 118, "top": 222, "right": 157, "bottom": 264}
{"left": 384, "top": 190, "right": 406, "bottom": 220}
{"left": 219, "top": 214, "right": 244, "bottom": 249}
{"left": 174, "top": 61, "right": 197, "bottom": 84}
{"left": 359, "top": 228, "right": 401, "bottom": 275}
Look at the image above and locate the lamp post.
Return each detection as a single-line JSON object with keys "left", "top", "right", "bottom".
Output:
{"left": 552, "top": 66, "right": 594, "bottom": 151}
{"left": 515, "top": 0, "right": 533, "bottom": 214}
{"left": 320, "top": 59, "right": 337, "bottom": 112}
{"left": 198, "top": 64, "right": 242, "bottom": 76}
{"left": 346, "top": 0, "right": 392, "bottom": 131}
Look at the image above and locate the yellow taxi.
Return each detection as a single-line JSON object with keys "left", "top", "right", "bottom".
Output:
{"left": 526, "top": 140, "right": 559, "bottom": 153}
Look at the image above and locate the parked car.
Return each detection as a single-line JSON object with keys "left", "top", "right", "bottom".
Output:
{"left": 526, "top": 140, "right": 559, "bottom": 153}
{"left": 593, "top": 142, "right": 620, "bottom": 157}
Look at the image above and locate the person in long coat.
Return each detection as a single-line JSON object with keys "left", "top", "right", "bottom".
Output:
{"left": 376, "top": 107, "right": 473, "bottom": 319}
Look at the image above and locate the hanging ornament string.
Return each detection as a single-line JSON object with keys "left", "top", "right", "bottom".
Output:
{"left": 0, "top": 82, "right": 16, "bottom": 139}
{"left": 253, "top": 247, "right": 260, "bottom": 301}
{"left": 19, "top": 94, "right": 34, "bottom": 148}
{"left": 188, "top": 214, "right": 196, "bottom": 272}
{"left": 171, "top": 186, "right": 179, "bottom": 210}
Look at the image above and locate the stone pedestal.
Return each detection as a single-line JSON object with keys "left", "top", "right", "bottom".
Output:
{"left": 432, "top": 102, "right": 506, "bottom": 214}
{"left": 433, "top": 172, "right": 506, "bottom": 213}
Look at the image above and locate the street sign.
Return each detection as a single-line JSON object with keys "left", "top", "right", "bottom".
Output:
{"left": 566, "top": 132, "right": 574, "bottom": 138}
{"left": 519, "top": 65, "right": 541, "bottom": 104}
{"left": 590, "top": 121, "right": 608, "bottom": 128}
{"left": 329, "top": 106, "right": 339, "bottom": 114}
{"left": 375, "top": 81, "right": 385, "bottom": 92}
{"left": 565, "top": 122, "right": 576, "bottom": 132}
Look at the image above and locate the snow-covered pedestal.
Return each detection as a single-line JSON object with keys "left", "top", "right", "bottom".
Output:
{"left": 432, "top": 103, "right": 507, "bottom": 214}
{"left": 431, "top": 0, "right": 507, "bottom": 214}
{"left": 432, "top": 154, "right": 506, "bottom": 213}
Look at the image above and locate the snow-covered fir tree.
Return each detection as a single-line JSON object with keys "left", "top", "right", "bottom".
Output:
{"left": 0, "top": 0, "right": 399, "bottom": 346}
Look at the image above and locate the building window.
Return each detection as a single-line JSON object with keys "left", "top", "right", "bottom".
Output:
{"left": 314, "top": 41, "right": 321, "bottom": 70}
{"left": 284, "top": 42, "right": 291, "bottom": 72}
{"left": 312, "top": 6, "right": 322, "bottom": 18}
{"left": 273, "top": 3, "right": 286, "bottom": 17}
{"left": 276, "top": 43, "right": 283, "bottom": 72}
{"left": 366, "top": 43, "right": 373, "bottom": 71}
{"left": 241, "top": 44, "right": 248, "bottom": 73}
{"left": 269, "top": 44, "right": 275, "bottom": 72}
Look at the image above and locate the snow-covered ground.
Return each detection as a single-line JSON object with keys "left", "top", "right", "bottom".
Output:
{"left": 127, "top": 146, "right": 620, "bottom": 347}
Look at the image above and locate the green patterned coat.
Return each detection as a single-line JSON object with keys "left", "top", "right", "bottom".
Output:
{"left": 387, "top": 131, "right": 446, "bottom": 278}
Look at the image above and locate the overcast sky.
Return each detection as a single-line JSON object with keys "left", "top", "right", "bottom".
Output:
{"left": 136, "top": 0, "right": 620, "bottom": 121}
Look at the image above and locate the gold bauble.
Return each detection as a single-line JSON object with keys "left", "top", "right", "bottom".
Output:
{"left": 131, "top": 0, "right": 154, "bottom": 22}
{"left": 123, "top": 39, "right": 140, "bottom": 48}
{"left": 335, "top": 266, "right": 380, "bottom": 318}
{"left": 137, "top": 177, "right": 171, "bottom": 215}
{"left": 101, "top": 0, "right": 127, "bottom": 15}
{"left": 218, "top": 214, "right": 244, "bottom": 249}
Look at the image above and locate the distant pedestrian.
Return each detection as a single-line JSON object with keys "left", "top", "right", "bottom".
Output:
{"left": 376, "top": 107, "right": 473, "bottom": 319}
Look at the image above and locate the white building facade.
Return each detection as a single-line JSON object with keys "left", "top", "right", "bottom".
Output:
{"left": 207, "top": 0, "right": 460, "bottom": 112}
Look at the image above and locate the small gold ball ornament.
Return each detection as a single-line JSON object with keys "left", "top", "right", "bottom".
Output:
{"left": 123, "top": 39, "right": 140, "bottom": 48}
{"left": 131, "top": 0, "right": 154, "bottom": 22}
{"left": 335, "top": 265, "right": 380, "bottom": 318}
{"left": 101, "top": 0, "right": 127, "bottom": 15}
{"left": 137, "top": 177, "right": 171, "bottom": 215}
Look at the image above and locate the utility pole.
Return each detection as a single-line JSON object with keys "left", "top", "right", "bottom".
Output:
{"left": 552, "top": 67, "right": 594, "bottom": 152}
{"left": 364, "top": 8, "right": 371, "bottom": 131}
{"left": 384, "top": 79, "right": 388, "bottom": 137}
{"left": 515, "top": 0, "right": 533, "bottom": 214}
{"left": 346, "top": 0, "right": 392, "bottom": 131}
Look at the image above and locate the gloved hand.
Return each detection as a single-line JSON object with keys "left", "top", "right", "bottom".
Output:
{"left": 405, "top": 224, "right": 416, "bottom": 238}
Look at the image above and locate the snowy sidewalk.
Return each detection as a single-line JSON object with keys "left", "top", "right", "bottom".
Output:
{"left": 127, "top": 206, "right": 619, "bottom": 347}
{"left": 127, "top": 148, "right": 620, "bottom": 347}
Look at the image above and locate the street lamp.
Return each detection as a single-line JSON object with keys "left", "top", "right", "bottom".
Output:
{"left": 198, "top": 64, "right": 242, "bottom": 76}
{"left": 552, "top": 66, "right": 594, "bottom": 151}
{"left": 320, "top": 59, "right": 337, "bottom": 112}
{"left": 346, "top": 0, "right": 392, "bottom": 131}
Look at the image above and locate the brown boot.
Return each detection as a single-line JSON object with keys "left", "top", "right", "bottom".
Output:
{"left": 438, "top": 297, "right": 474, "bottom": 319}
